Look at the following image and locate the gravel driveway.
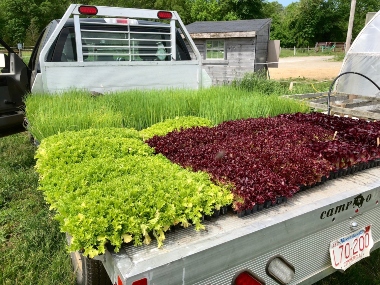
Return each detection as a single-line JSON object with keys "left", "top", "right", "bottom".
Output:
{"left": 269, "top": 56, "right": 343, "bottom": 80}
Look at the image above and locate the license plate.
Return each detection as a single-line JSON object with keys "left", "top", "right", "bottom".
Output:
{"left": 330, "top": 225, "right": 374, "bottom": 271}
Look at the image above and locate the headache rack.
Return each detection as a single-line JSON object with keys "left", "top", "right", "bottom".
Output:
{"left": 35, "top": 4, "right": 209, "bottom": 93}
{"left": 79, "top": 20, "right": 173, "bottom": 61}
{"left": 40, "top": 4, "right": 201, "bottom": 64}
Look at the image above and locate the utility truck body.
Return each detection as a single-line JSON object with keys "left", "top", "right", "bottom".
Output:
{"left": 91, "top": 167, "right": 380, "bottom": 285}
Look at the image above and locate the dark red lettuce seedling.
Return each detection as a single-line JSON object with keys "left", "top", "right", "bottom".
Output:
{"left": 146, "top": 113, "right": 380, "bottom": 212}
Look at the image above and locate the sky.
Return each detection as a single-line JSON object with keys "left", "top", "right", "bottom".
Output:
{"left": 269, "top": 0, "right": 299, "bottom": 7}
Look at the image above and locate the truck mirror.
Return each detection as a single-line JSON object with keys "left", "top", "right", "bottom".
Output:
{"left": 0, "top": 53, "right": 5, "bottom": 68}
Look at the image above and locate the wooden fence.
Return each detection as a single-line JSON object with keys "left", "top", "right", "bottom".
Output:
{"left": 314, "top": 42, "right": 346, "bottom": 52}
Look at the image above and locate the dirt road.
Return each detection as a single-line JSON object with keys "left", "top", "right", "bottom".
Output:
{"left": 268, "top": 56, "right": 343, "bottom": 80}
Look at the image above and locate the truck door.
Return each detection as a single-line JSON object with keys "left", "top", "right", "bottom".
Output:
{"left": 0, "top": 38, "right": 30, "bottom": 137}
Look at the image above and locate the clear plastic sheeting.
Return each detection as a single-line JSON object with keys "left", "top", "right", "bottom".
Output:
{"left": 335, "top": 10, "right": 380, "bottom": 97}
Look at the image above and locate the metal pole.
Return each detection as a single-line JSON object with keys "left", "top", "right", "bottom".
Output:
{"left": 345, "top": 0, "right": 356, "bottom": 53}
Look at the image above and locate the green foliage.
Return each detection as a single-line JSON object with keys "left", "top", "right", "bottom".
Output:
{"left": 315, "top": 249, "right": 380, "bottom": 285}
{"left": 24, "top": 17, "right": 41, "bottom": 46}
{"left": 268, "top": 0, "right": 380, "bottom": 48}
{"left": 35, "top": 128, "right": 233, "bottom": 257}
{"left": 0, "top": 133, "right": 76, "bottom": 285}
{"left": 262, "top": 1, "right": 283, "bottom": 19}
{"left": 279, "top": 48, "right": 345, "bottom": 57}
{"left": 140, "top": 116, "right": 213, "bottom": 140}
{"left": 268, "top": 2, "right": 299, "bottom": 47}
{"left": 232, "top": 71, "right": 286, "bottom": 95}
{"left": 333, "top": 52, "right": 345, "bottom": 62}
{"left": 153, "top": 0, "right": 191, "bottom": 24}
{"left": 189, "top": 0, "right": 229, "bottom": 21}
{"left": 0, "top": 0, "right": 69, "bottom": 44}
{"left": 25, "top": 87, "right": 310, "bottom": 141}
{"left": 25, "top": 90, "right": 125, "bottom": 142}
{"left": 231, "top": 71, "right": 332, "bottom": 97}
{"left": 227, "top": 0, "right": 264, "bottom": 19}
{"left": 35, "top": 128, "right": 145, "bottom": 169}
{"left": 1, "top": 0, "right": 379, "bottom": 48}
{"left": 189, "top": 0, "right": 264, "bottom": 21}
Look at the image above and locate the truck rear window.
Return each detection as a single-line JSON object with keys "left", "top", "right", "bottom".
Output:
{"left": 51, "top": 22, "right": 189, "bottom": 62}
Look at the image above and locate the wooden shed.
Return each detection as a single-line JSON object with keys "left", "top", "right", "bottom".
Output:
{"left": 185, "top": 19, "right": 272, "bottom": 85}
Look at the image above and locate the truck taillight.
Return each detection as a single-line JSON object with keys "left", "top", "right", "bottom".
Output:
{"left": 132, "top": 278, "right": 147, "bottom": 285}
{"left": 157, "top": 11, "right": 172, "bottom": 19}
{"left": 78, "top": 5, "right": 98, "bottom": 15}
{"left": 233, "top": 271, "right": 265, "bottom": 285}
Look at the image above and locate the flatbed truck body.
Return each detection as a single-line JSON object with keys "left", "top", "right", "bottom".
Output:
{"left": 84, "top": 167, "right": 380, "bottom": 285}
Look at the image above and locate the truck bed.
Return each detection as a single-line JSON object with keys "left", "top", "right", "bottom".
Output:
{"left": 104, "top": 167, "right": 380, "bottom": 285}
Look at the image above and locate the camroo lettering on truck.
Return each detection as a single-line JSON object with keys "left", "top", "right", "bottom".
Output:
{"left": 0, "top": 4, "right": 210, "bottom": 136}
{"left": 2, "top": 4, "right": 380, "bottom": 285}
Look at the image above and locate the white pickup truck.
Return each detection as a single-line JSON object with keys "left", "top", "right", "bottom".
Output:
{"left": 0, "top": 4, "right": 210, "bottom": 137}
{"left": 2, "top": 5, "right": 380, "bottom": 285}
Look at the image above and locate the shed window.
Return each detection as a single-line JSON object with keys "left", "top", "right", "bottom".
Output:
{"left": 206, "top": 40, "right": 225, "bottom": 59}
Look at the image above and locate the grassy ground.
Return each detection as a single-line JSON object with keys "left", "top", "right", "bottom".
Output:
{"left": 316, "top": 248, "right": 380, "bottom": 285}
{"left": 0, "top": 133, "right": 76, "bottom": 285}
{"left": 331, "top": 52, "right": 346, "bottom": 62}
{"left": 280, "top": 48, "right": 345, "bottom": 58}
{"left": 280, "top": 48, "right": 345, "bottom": 62}
{"left": 21, "top": 50, "right": 32, "bottom": 65}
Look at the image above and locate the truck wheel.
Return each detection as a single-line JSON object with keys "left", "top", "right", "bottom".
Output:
{"left": 70, "top": 251, "right": 112, "bottom": 285}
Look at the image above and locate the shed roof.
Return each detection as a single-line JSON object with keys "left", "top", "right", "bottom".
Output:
{"left": 186, "top": 19, "right": 271, "bottom": 34}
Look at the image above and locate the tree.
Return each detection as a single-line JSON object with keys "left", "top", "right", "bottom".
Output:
{"left": 24, "top": 18, "right": 40, "bottom": 46}
{"left": 269, "top": 2, "right": 299, "bottom": 47}
{"left": 293, "top": 0, "right": 327, "bottom": 46}
{"left": 261, "top": 1, "right": 285, "bottom": 43}
{"left": 1, "top": 0, "right": 378, "bottom": 49}
{"left": 0, "top": 0, "right": 69, "bottom": 45}
{"left": 262, "top": 1, "right": 283, "bottom": 19}
{"left": 350, "top": 0, "right": 380, "bottom": 37}
{"left": 0, "top": 0, "right": 33, "bottom": 44}
{"left": 267, "top": 0, "right": 380, "bottom": 48}
{"left": 226, "top": 0, "right": 265, "bottom": 19}
{"left": 187, "top": 0, "right": 234, "bottom": 22}
{"left": 153, "top": 0, "right": 192, "bottom": 24}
